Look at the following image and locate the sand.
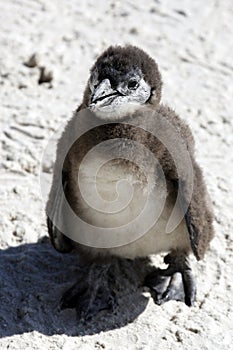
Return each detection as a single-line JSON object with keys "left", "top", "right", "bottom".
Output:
{"left": 0, "top": 0, "right": 233, "bottom": 349}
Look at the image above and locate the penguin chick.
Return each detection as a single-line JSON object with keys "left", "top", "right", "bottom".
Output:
{"left": 46, "top": 45, "right": 214, "bottom": 316}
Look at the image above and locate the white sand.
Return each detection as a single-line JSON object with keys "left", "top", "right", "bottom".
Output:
{"left": 0, "top": 0, "right": 233, "bottom": 349}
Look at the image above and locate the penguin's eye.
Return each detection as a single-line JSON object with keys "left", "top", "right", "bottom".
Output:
{"left": 89, "top": 80, "right": 99, "bottom": 91}
{"left": 128, "top": 80, "right": 139, "bottom": 90}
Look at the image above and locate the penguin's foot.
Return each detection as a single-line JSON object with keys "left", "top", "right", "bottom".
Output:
{"left": 60, "top": 263, "right": 118, "bottom": 320}
{"left": 144, "top": 253, "right": 196, "bottom": 307}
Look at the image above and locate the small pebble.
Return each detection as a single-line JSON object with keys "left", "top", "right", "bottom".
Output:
{"left": 38, "top": 66, "right": 53, "bottom": 84}
{"left": 13, "top": 225, "right": 25, "bottom": 240}
{"left": 24, "top": 53, "right": 40, "bottom": 68}
{"left": 18, "top": 83, "right": 27, "bottom": 89}
{"left": 175, "top": 9, "right": 187, "bottom": 17}
{"left": 129, "top": 27, "right": 138, "bottom": 35}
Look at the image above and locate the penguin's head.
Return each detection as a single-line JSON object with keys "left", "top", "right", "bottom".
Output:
{"left": 86, "top": 45, "right": 162, "bottom": 120}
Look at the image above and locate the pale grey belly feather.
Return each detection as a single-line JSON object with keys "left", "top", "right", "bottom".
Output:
{"left": 61, "top": 158, "right": 190, "bottom": 258}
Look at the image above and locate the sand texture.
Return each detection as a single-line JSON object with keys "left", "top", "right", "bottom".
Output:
{"left": 0, "top": 0, "right": 233, "bottom": 349}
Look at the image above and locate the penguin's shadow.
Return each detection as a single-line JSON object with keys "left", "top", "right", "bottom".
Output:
{"left": 0, "top": 239, "right": 153, "bottom": 337}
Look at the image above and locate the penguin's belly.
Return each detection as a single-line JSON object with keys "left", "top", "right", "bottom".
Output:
{"left": 71, "top": 158, "right": 190, "bottom": 258}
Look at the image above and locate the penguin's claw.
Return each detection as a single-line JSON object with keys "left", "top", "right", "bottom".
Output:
{"left": 144, "top": 253, "right": 196, "bottom": 307}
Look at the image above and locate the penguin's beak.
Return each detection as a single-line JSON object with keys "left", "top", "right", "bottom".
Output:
{"left": 91, "top": 79, "right": 119, "bottom": 105}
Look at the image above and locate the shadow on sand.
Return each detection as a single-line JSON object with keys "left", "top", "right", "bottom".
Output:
{"left": 0, "top": 239, "right": 154, "bottom": 337}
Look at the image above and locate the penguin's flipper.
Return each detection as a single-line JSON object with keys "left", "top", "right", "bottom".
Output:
{"left": 46, "top": 171, "right": 73, "bottom": 253}
{"left": 176, "top": 161, "right": 214, "bottom": 261}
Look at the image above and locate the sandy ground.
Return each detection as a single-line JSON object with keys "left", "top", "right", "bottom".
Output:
{"left": 0, "top": 0, "right": 233, "bottom": 349}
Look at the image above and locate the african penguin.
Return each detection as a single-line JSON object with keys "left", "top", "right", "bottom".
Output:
{"left": 46, "top": 45, "right": 214, "bottom": 316}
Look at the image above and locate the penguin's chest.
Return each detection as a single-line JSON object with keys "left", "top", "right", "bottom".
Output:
{"left": 73, "top": 157, "right": 189, "bottom": 258}
{"left": 77, "top": 158, "right": 160, "bottom": 227}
